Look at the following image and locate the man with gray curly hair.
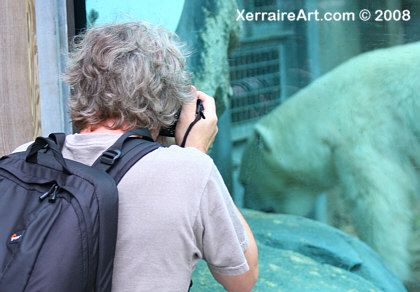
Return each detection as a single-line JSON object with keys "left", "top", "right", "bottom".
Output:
{"left": 61, "top": 22, "right": 258, "bottom": 291}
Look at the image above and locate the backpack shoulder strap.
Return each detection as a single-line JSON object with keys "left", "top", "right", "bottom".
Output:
{"left": 92, "top": 128, "right": 161, "bottom": 184}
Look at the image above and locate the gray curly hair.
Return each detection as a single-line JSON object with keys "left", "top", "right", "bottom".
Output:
{"left": 63, "top": 22, "right": 194, "bottom": 131}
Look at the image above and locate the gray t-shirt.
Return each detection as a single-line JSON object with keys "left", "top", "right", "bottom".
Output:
{"left": 33, "top": 133, "right": 249, "bottom": 291}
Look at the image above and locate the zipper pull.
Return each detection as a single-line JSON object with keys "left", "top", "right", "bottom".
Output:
{"left": 48, "top": 185, "right": 60, "bottom": 203}
{"left": 39, "top": 184, "right": 59, "bottom": 202}
{"left": 39, "top": 184, "right": 56, "bottom": 201}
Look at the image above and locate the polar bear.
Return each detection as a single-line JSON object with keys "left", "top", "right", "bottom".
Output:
{"left": 239, "top": 42, "right": 420, "bottom": 282}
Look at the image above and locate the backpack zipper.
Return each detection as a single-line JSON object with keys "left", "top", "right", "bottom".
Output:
{"left": 39, "top": 184, "right": 60, "bottom": 203}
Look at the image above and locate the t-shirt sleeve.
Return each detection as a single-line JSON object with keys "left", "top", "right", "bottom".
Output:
{"left": 12, "top": 141, "right": 33, "bottom": 153}
{"left": 196, "top": 163, "right": 250, "bottom": 276}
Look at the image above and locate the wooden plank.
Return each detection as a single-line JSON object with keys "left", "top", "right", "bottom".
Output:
{"left": 0, "top": 0, "right": 40, "bottom": 156}
{"left": 27, "top": 0, "right": 42, "bottom": 141}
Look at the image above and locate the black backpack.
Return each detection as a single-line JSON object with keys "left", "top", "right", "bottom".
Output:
{"left": 0, "top": 128, "right": 160, "bottom": 292}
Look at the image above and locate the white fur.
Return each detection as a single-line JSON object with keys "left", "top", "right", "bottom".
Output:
{"left": 240, "top": 42, "right": 420, "bottom": 282}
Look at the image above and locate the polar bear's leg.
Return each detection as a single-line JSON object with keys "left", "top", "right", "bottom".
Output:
{"left": 334, "top": 145, "right": 413, "bottom": 281}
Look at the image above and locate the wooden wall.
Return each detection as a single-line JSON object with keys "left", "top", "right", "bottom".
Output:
{"left": 0, "top": 0, "right": 41, "bottom": 156}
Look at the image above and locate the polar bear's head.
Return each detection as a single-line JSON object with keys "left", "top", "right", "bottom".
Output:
{"left": 240, "top": 110, "right": 338, "bottom": 216}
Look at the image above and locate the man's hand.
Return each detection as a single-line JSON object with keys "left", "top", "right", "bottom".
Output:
{"left": 175, "top": 89, "right": 218, "bottom": 153}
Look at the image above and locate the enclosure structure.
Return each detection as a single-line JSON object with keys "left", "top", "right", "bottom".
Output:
{"left": 1, "top": 0, "right": 420, "bottom": 290}
{"left": 228, "top": 0, "right": 420, "bottom": 204}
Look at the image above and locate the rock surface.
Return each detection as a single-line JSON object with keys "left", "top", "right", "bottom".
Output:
{"left": 191, "top": 209, "right": 407, "bottom": 292}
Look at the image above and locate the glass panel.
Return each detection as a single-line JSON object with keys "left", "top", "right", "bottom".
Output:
{"left": 80, "top": 1, "right": 420, "bottom": 290}
{"left": 85, "top": 0, "right": 184, "bottom": 31}
{"left": 235, "top": 1, "right": 420, "bottom": 290}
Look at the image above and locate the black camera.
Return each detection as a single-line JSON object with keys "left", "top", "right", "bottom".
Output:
{"left": 158, "top": 112, "right": 179, "bottom": 137}
{"left": 159, "top": 99, "right": 204, "bottom": 137}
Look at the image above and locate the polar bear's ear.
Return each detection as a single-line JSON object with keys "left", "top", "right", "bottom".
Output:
{"left": 254, "top": 123, "right": 275, "bottom": 152}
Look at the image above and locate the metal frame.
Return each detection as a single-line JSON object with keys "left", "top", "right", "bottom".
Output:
{"left": 35, "top": 0, "right": 72, "bottom": 135}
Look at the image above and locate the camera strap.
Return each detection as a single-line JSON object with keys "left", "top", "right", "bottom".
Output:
{"left": 180, "top": 99, "right": 205, "bottom": 147}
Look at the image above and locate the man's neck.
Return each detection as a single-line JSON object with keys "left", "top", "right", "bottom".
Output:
{"left": 80, "top": 120, "right": 159, "bottom": 140}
